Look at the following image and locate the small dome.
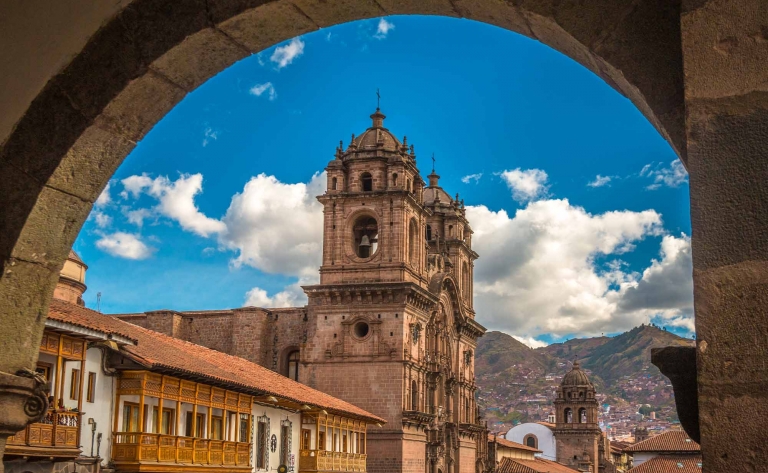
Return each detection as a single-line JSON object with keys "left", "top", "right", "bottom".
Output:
{"left": 354, "top": 127, "right": 401, "bottom": 151}
{"left": 561, "top": 361, "right": 592, "bottom": 387}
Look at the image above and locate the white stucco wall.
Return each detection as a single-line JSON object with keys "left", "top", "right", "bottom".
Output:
{"left": 251, "top": 404, "right": 301, "bottom": 473}
{"left": 506, "top": 423, "right": 556, "bottom": 461}
{"left": 79, "top": 348, "right": 115, "bottom": 460}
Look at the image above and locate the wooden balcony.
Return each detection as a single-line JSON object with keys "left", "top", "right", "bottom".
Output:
{"left": 299, "top": 450, "right": 367, "bottom": 473}
{"left": 5, "top": 410, "right": 81, "bottom": 458}
{"left": 112, "top": 433, "right": 251, "bottom": 473}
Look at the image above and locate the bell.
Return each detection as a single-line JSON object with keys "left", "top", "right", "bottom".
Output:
{"left": 359, "top": 235, "right": 371, "bottom": 248}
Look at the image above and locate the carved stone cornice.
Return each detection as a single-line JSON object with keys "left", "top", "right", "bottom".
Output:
{"left": 0, "top": 369, "right": 49, "bottom": 436}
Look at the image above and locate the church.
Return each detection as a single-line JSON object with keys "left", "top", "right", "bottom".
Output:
{"left": 116, "top": 108, "right": 489, "bottom": 473}
{"left": 505, "top": 362, "right": 615, "bottom": 473}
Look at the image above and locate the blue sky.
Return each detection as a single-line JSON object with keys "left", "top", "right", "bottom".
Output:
{"left": 75, "top": 16, "right": 693, "bottom": 346}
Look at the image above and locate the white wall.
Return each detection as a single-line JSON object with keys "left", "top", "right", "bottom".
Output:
{"left": 79, "top": 347, "right": 115, "bottom": 460}
{"left": 506, "top": 423, "right": 556, "bottom": 461}
{"left": 251, "top": 404, "right": 301, "bottom": 473}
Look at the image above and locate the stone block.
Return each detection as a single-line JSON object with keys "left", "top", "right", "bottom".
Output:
{"left": 93, "top": 70, "right": 187, "bottom": 142}
{"left": 453, "top": 0, "right": 532, "bottom": 37}
{"left": 375, "top": 0, "right": 459, "bottom": 17}
{"left": 290, "top": 0, "right": 385, "bottom": 28}
{"left": 687, "top": 97, "right": 768, "bottom": 269}
{"left": 11, "top": 186, "right": 93, "bottom": 271}
{"left": 682, "top": 0, "right": 768, "bottom": 99}
{"left": 150, "top": 28, "right": 249, "bottom": 92}
{"left": 218, "top": 1, "right": 318, "bottom": 53}
{"left": 120, "top": 0, "right": 211, "bottom": 64}
{"left": 48, "top": 125, "right": 135, "bottom": 203}
{"left": 0, "top": 257, "right": 58, "bottom": 372}
{"left": 0, "top": 81, "right": 89, "bottom": 182}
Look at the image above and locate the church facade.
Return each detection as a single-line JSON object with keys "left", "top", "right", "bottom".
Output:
{"left": 116, "top": 108, "right": 488, "bottom": 473}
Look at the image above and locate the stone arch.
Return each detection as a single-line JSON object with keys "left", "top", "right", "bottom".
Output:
{"left": 0, "top": 1, "right": 687, "bottom": 378}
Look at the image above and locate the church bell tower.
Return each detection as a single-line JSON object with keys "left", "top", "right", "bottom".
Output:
{"left": 301, "top": 107, "right": 487, "bottom": 473}
{"left": 553, "top": 361, "right": 602, "bottom": 472}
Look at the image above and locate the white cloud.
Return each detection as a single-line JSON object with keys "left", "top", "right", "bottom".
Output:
{"left": 95, "top": 232, "right": 153, "bottom": 260}
{"left": 93, "top": 211, "right": 112, "bottom": 228}
{"left": 641, "top": 160, "right": 688, "bottom": 190}
{"left": 588, "top": 175, "right": 613, "bottom": 188}
{"left": 467, "top": 199, "right": 681, "bottom": 340}
{"left": 244, "top": 281, "right": 308, "bottom": 308}
{"left": 615, "top": 234, "right": 694, "bottom": 331}
{"left": 121, "top": 174, "right": 154, "bottom": 199}
{"left": 498, "top": 168, "right": 549, "bottom": 203}
{"left": 219, "top": 172, "right": 326, "bottom": 278}
{"left": 461, "top": 173, "right": 483, "bottom": 184}
{"left": 203, "top": 127, "right": 218, "bottom": 147}
{"left": 119, "top": 173, "right": 226, "bottom": 237}
{"left": 124, "top": 208, "right": 153, "bottom": 228}
{"left": 513, "top": 335, "right": 549, "bottom": 349}
{"left": 270, "top": 37, "right": 305, "bottom": 69}
{"left": 249, "top": 82, "right": 277, "bottom": 101}
{"left": 95, "top": 181, "right": 112, "bottom": 207}
{"left": 373, "top": 18, "right": 395, "bottom": 39}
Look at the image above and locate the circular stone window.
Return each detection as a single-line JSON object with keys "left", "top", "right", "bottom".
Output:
{"left": 354, "top": 321, "right": 370, "bottom": 339}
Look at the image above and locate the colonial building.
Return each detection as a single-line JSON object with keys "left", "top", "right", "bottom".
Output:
{"left": 505, "top": 363, "right": 615, "bottom": 473}
{"left": 486, "top": 434, "right": 541, "bottom": 471}
{"left": 114, "top": 108, "right": 488, "bottom": 473}
{"left": 4, "top": 251, "right": 385, "bottom": 473}
{"left": 624, "top": 431, "right": 701, "bottom": 472}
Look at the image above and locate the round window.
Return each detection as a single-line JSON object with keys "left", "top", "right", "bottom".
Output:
{"left": 354, "top": 321, "right": 370, "bottom": 338}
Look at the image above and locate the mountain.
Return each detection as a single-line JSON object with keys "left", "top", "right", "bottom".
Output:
{"left": 475, "top": 325, "right": 694, "bottom": 432}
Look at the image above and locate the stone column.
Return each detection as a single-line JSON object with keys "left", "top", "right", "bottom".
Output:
{"left": 682, "top": 1, "right": 768, "bottom": 472}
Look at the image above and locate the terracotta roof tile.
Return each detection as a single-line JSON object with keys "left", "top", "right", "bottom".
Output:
{"left": 624, "top": 431, "right": 700, "bottom": 453}
{"left": 48, "top": 298, "right": 137, "bottom": 342}
{"left": 488, "top": 434, "right": 541, "bottom": 453}
{"left": 497, "top": 457, "right": 581, "bottom": 473}
{"left": 627, "top": 456, "right": 703, "bottom": 473}
{"left": 48, "top": 299, "right": 384, "bottom": 424}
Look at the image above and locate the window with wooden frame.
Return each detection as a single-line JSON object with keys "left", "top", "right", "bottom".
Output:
{"left": 86, "top": 372, "right": 96, "bottom": 403}
{"left": 317, "top": 431, "right": 326, "bottom": 451}
{"left": 186, "top": 412, "right": 206, "bottom": 438}
{"left": 256, "top": 420, "right": 267, "bottom": 469}
{"left": 122, "top": 402, "right": 140, "bottom": 432}
{"left": 153, "top": 407, "right": 175, "bottom": 434}
{"left": 239, "top": 414, "right": 250, "bottom": 443}
{"left": 301, "top": 429, "right": 311, "bottom": 450}
{"left": 359, "top": 433, "right": 365, "bottom": 454}
{"left": 70, "top": 369, "right": 80, "bottom": 400}
{"left": 211, "top": 416, "right": 223, "bottom": 440}
{"left": 342, "top": 433, "right": 348, "bottom": 453}
{"left": 333, "top": 433, "right": 338, "bottom": 452}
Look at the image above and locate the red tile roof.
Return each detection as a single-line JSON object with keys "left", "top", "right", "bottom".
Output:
{"left": 488, "top": 433, "right": 542, "bottom": 453}
{"left": 47, "top": 299, "right": 385, "bottom": 424}
{"left": 624, "top": 431, "right": 700, "bottom": 453}
{"left": 627, "top": 456, "right": 703, "bottom": 473}
{"left": 497, "top": 457, "right": 581, "bottom": 473}
{"left": 48, "top": 298, "right": 137, "bottom": 342}
{"left": 535, "top": 422, "right": 556, "bottom": 430}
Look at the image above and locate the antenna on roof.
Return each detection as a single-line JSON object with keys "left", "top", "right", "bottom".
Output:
{"left": 97, "top": 292, "right": 102, "bottom": 313}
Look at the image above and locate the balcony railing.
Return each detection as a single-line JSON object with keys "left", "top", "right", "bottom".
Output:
{"left": 112, "top": 433, "right": 250, "bottom": 467}
{"left": 299, "top": 450, "right": 367, "bottom": 472}
{"left": 7, "top": 410, "right": 81, "bottom": 451}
